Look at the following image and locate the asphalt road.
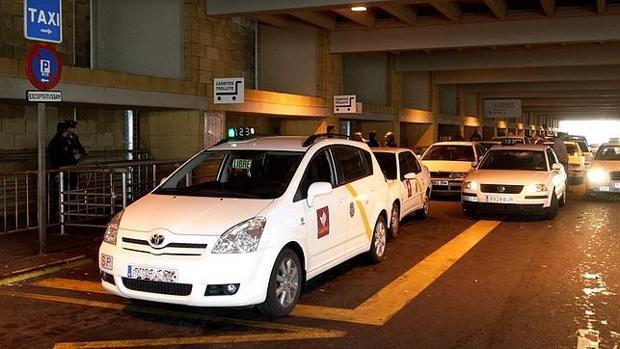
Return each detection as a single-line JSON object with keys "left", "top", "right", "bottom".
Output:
{"left": 1, "top": 184, "right": 619, "bottom": 349}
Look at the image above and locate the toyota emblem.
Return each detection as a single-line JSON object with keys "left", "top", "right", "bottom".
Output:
{"left": 497, "top": 186, "right": 506, "bottom": 193}
{"left": 149, "top": 233, "right": 165, "bottom": 247}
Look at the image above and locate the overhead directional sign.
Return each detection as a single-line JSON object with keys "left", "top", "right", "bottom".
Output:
{"left": 483, "top": 99, "right": 522, "bottom": 119}
{"left": 24, "top": 0, "right": 63, "bottom": 43}
{"left": 334, "top": 95, "right": 357, "bottom": 114}
{"left": 25, "top": 43, "right": 63, "bottom": 90}
{"left": 214, "top": 78, "right": 244, "bottom": 104}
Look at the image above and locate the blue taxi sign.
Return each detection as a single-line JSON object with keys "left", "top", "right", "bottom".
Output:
{"left": 24, "top": 0, "right": 62, "bottom": 43}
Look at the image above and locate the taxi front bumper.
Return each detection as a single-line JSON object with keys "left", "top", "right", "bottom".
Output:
{"left": 587, "top": 181, "right": 620, "bottom": 194}
{"left": 98, "top": 242, "right": 280, "bottom": 307}
{"left": 462, "top": 191, "right": 551, "bottom": 213}
{"left": 430, "top": 178, "right": 464, "bottom": 194}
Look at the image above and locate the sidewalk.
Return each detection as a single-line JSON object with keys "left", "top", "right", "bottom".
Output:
{"left": 0, "top": 225, "right": 102, "bottom": 278}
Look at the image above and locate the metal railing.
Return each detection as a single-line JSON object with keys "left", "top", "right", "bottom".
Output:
{"left": 0, "top": 159, "right": 183, "bottom": 235}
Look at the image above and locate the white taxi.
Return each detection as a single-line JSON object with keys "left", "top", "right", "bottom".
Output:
{"left": 420, "top": 141, "right": 485, "bottom": 195}
{"left": 461, "top": 144, "right": 567, "bottom": 219}
{"left": 564, "top": 141, "right": 585, "bottom": 184}
{"left": 372, "top": 148, "right": 432, "bottom": 237}
{"left": 99, "top": 134, "right": 390, "bottom": 317}
{"left": 586, "top": 143, "right": 620, "bottom": 198}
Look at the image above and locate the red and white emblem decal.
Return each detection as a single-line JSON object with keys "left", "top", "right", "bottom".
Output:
{"left": 316, "top": 206, "right": 330, "bottom": 238}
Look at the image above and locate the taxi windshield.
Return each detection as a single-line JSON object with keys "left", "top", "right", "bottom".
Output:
{"left": 595, "top": 146, "right": 620, "bottom": 161}
{"left": 155, "top": 150, "right": 304, "bottom": 199}
{"left": 479, "top": 150, "right": 547, "bottom": 171}
{"left": 422, "top": 145, "right": 475, "bottom": 162}
{"left": 373, "top": 152, "right": 397, "bottom": 180}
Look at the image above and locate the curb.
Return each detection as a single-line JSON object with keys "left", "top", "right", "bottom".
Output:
{"left": 0, "top": 255, "right": 90, "bottom": 286}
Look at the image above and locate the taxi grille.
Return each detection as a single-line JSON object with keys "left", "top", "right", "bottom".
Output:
{"left": 611, "top": 172, "right": 620, "bottom": 181}
{"left": 122, "top": 278, "right": 192, "bottom": 296}
{"left": 480, "top": 184, "right": 524, "bottom": 194}
{"left": 122, "top": 238, "right": 207, "bottom": 250}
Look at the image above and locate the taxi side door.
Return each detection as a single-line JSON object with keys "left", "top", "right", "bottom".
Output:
{"left": 398, "top": 151, "right": 425, "bottom": 214}
{"left": 293, "top": 147, "right": 348, "bottom": 273}
{"left": 331, "top": 145, "right": 378, "bottom": 254}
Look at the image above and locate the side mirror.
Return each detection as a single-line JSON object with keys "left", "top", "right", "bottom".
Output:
{"left": 404, "top": 172, "right": 417, "bottom": 180}
{"left": 307, "top": 182, "right": 333, "bottom": 207}
{"left": 552, "top": 163, "right": 562, "bottom": 172}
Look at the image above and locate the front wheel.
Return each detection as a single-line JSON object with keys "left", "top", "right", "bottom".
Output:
{"left": 366, "top": 215, "right": 387, "bottom": 264}
{"left": 559, "top": 189, "right": 566, "bottom": 208}
{"left": 257, "top": 248, "right": 302, "bottom": 317}
{"left": 546, "top": 192, "right": 559, "bottom": 220}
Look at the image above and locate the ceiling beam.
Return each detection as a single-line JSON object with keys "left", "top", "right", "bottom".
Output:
{"left": 254, "top": 14, "right": 289, "bottom": 29}
{"left": 333, "top": 8, "right": 375, "bottom": 28}
{"left": 598, "top": 0, "right": 606, "bottom": 14}
{"left": 290, "top": 11, "right": 336, "bottom": 30}
{"left": 434, "top": 65, "right": 620, "bottom": 84}
{"left": 540, "top": 0, "right": 555, "bottom": 16}
{"left": 483, "top": 0, "right": 508, "bottom": 19}
{"left": 428, "top": 0, "right": 461, "bottom": 22}
{"left": 380, "top": 4, "right": 418, "bottom": 26}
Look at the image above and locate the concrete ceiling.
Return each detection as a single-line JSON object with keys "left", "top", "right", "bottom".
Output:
{"left": 206, "top": 0, "right": 620, "bottom": 119}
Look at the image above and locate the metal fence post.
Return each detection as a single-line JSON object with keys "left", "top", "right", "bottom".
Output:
{"left": 59, "top": 171, "right": 65, "bottom": 235}
{"left": 121, "top": 171, "right": 128, "bottom": 209}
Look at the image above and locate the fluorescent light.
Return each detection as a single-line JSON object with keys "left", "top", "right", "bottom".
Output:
{"left": 351, "top": 6, "right": 367, "bottom": 11}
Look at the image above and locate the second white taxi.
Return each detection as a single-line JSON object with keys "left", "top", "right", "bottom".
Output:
{"left": 565, "top": 141, "right": 586, "bottom": 184}
{"left": 99, "top": 134, "right": 390, "bottom": 317}
{"left": 461, "top": 144, "right": 567, "bottom": 219}
{"left": 421, "top": 141, "right": 485, "bottom": 195}
{"left": 373, "top": 148, "right": 432, "bottom": 237}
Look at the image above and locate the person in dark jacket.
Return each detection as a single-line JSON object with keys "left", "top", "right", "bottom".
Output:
{"left": 368, "top": 131, "right": 380, "bottom": 147}
{"left": 48, "top": 122, "right": 72, "bottom": 222}
{"left": 65, "top": 120, "right": 88, "bottom": 165}
{"left": 384, "top": 131, "right": 397, "bottom": 148}
{"left": 470, "top": 130, "right": 482, "bottom": 141}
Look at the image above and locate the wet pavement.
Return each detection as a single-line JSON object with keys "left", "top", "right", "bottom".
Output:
{"left": 0, "top": 184, "right": 619, "bottom": 349}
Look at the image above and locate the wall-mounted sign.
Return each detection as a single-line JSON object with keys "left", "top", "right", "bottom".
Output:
{"left": 484, "top": 99, "right": 522, "bottom": 118}
{"left": 24, "top": 0, "right": 62, "bottom": 43}
{"left": 214, "top": 78, "right": 244, "bottom": 104}
{"left": 334, "top": 95, "right": 357, "bottom": 114}
{"left": 25, "top": 43, "right": 62, "bottom": 90}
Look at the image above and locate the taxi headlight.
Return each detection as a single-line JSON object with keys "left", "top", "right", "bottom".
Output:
{"left": 464, "top": 180, "right": 478, "bottom": 191}
{"left": 212, "top": 217, "right": 266, "bottom": 254}
{"left": 449, "top": 172, "right": 467, "bottom": 179}
{"left": 587, "top": 169, "right": 609, "bottom": 183}
{"left": 103, "top": 210, "right": 124, "bottom": 245}
{"left": 526, "top": 184, "right": 548, "bottom": 193}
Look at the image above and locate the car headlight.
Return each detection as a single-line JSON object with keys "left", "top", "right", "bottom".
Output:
{"left": 464, "top": 180, "right": 478, "bottom": 191}
{"left": 526, "top": 184, "right": 548, "bottom": 193}
{"left": 587, "top": 168, "right": 609, "bottom": 183}
{"left": 103, "top": 210, "right": 124, "bottom": 245}
{"left": 449, "top": 172, "right": 467, "bottom": 179}
{"left": 212, "top": 217, "right": 266, "bottom": 254}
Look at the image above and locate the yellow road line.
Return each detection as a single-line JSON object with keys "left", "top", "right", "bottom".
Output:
{"left": 0, "top": 259, "right": 91, "bottom": 286}
{"left": 344, "top": 184, "right": 372, "bottom": 240}
{"left": 52, "top": 329, "right": 345, "bottom": 349}
{"left": 293, "top": 220, "right": 502, "bottom": 325}
{"left": 24, "top": 220, "right": 501, "bottom": 327}
{"left": 0, "top": 289, "right": 346, "bottom": 348}
{"left": 34, "top": 278, "right": 108, "bottom": 294}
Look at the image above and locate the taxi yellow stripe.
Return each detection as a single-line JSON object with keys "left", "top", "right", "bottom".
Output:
{"left": 344, "top": 184, "right": 372, "bottom": 240}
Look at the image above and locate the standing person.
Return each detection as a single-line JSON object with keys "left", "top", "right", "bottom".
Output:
{"left": 65, "top": 120, "right": 88, "bottom": 165}
{"left": 470, "top": 129, "right": 482, "bottom": 141}
{"left": 551, "top": 132, "right": 571, "bottom": 192}
{"left": 326, "top": 124, "right": 336, "bottom": 135}
{"left": 351, "top": 132, "right": 366, "bottom": 143}
{"left": 48, "top": 122, "right": 72, "bottom": 222}
{"left": 384, "top": 131, "right": 397, "bottom": 148}
{"left": 368, "top": 131, "right": 379, "bottom": 147}
{"left": 454, "top": 132, "right": 465, "bottom": 141}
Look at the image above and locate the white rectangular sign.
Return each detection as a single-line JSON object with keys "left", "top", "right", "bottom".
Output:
{"left": 214, "top": 78, "right": 244, "bottom": 104}
{"left": 27, "top": 90, "right": 62, "bottom": 102}
{"left": 334, "top": 95, "right": 357, "bottom": 114}
{"left": 484, "top": 99, "right": 522, "bottom": 118}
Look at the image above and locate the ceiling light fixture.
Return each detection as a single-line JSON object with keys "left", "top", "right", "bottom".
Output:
{"left": 351, "top": 6, "right": 367, "bottom": 12}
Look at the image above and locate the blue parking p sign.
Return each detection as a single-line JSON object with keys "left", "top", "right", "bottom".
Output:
{"left": 24, "top": 0, "right": 62, "bottom": 43}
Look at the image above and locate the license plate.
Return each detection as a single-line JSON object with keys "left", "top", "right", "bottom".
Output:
{"left": 127, "top": 265, "right": 177, "bottom": 283}
{"left": 600, "top": 186, "right": 611, "bottom": 192}
{"left": 614, "top": 183, "right": 620, "bottom": 189}
{"left": 486, "top": 195, "right": 515, "bottom": 203}
{"left": 433, "top": 180, "right": 449, "bottom": 186}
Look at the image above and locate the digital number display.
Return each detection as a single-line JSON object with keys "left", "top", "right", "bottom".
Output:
{"left": 227, "top": 127, "right": 256, "bottom": 138}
